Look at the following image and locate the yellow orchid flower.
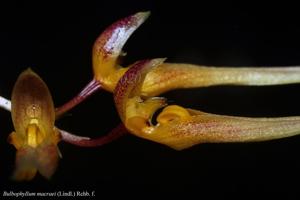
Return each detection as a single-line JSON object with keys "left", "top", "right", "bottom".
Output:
{"left": 91, "top": 11, "right": 300, "bottom": 97}
{"left": 56, "top": 11, "right": 300, "bottom": 116}
{"left": 113, "top": 58, "right": 300, "bottom": 150}
{"left": 5, "top": 69, "right": 126, "bottom": 181}
{"left": 8, "top": 69, "right": 61, "bottom": 180}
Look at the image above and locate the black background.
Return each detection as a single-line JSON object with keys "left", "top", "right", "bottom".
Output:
{"left": 1, "top": 0, "right": 300, "bottom": 197}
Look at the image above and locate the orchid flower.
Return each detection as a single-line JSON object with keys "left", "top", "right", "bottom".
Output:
{"left": 1, "top": 69, "right": 125, "bottom": 181}
{"left": 56, "top": 11, "right": 300, "bottom": 116}
{"left": 8, "top": 69, "right": 61, "bottom": 180}
{"left": 113, "top": 58, "right": 300, "bottom": 150}
{"left": 5, "top": 69, "right": 127, "bottom": 181}
{"left": 1, "top": 11, "right": 300, "bottom": 180}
